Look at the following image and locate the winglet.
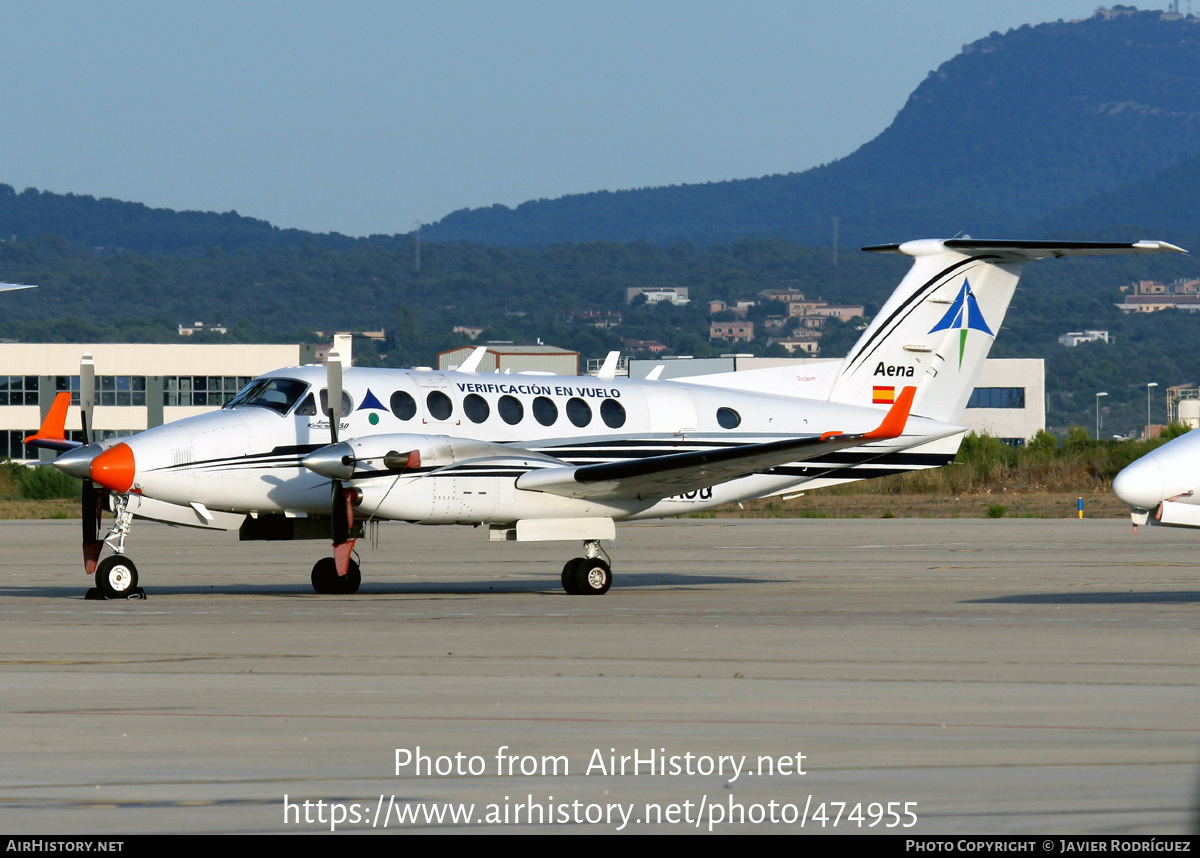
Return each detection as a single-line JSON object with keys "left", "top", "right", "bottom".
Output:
{"left": 862, "top": 385, "right": 916, "bottom": 441}
{"left": 24, "top": 391, "right": 79, "bottom": 452}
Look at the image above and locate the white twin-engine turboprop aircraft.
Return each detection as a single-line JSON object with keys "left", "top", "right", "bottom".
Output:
{"left": 28, "top": 239, "right": 1184, "bottom": 598}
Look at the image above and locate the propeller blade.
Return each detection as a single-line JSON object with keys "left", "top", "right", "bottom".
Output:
{"left": 331, "top": 481, "right": 356, "bottom": 578}
{"left": 82, "top": 479, "right": 103, "bottom": 575}
{"left": 326, "top": 349, "right": 342, "bottom": 445}
{"left": 79, "top": 353, "right": 95, "bottom": 446}
{"left": 324, "top": 348, "right": 356, "bottom": 577}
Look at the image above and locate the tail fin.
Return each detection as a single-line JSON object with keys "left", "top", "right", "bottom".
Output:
{"left": 828, "top": 239, "right": 1185, "bottom": 422}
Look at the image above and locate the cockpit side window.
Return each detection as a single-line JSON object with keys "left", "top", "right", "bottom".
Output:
{"left": 318, "top": 389, "right": 354, "bottom": 419}
{"left": 226, "top": 378, "right": 310, "bottom": 415}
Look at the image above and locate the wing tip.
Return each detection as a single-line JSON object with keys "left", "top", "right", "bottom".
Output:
{"left": 863, "top": 385, "right": 916, "bottom": 441}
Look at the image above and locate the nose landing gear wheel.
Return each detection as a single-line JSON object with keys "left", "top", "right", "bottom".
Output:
{"left": 95, "top": 555, "right": 139, "bottom": 599}
{"left": 311, "top": 556, "right": 361, "bottom": 594}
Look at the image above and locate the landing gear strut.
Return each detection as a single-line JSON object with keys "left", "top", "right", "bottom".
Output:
{"left": 86, "top": 493, "right": 145, "bottom": 599}
{"left": 561, "top": 540, "right": 612, "bottom": 595}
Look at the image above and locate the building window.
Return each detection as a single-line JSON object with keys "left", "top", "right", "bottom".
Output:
{"left": 967, "top": 388, "right": 1026, "bottom": 409}
{"left": 1, "top": 430, "right": 36, "bottom": 459}
{"left": 57, "top": 376, "right": 150, "bottom": 407}
{"left": 162, "top": 376, "right": 250, "bottom": 407}
{"left": 0, "top": 377, "right": 38, "bottom": 407}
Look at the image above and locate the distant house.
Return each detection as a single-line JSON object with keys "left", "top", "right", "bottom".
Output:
{"left": 622, "top": 339, "right": 667, "bottom": 354}
{"left": 1059, "top": 330, "right": 1111, "bottom": 347}
{"left": 1116, "top": 278, "right": 1200, "bottom": 313}
{"left": 710, "top": 321, "right": 755, "bottom": 343}
{"left": 768, "top": 332, "right": 821, "bottom": 356}
{"left": 453, "top": 325, "right": 485, "bottom": 340}
{"left": 178, "top": 321, "right": 227, "bottom": 336}
{"left": 626, "top": 286, "right": 689, "bottom": 306}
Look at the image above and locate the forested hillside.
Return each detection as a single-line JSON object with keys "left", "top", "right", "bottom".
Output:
{"left": 423, "top": 11, "right": 1200, "bottom": 248}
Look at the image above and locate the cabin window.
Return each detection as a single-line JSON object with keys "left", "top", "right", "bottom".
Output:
{"left": 498, "top": 395, "right": 523, "bottom": 425}
{"left": 600, "top": 398, "right": 626, "bottom": 428}
{"left": 566, "top": 397, "right": 592, "bottom": 427}
{"left": 390, "top": 391, "right": 417, "bottom": 421}
{"left": 426, "top": 391, "right": 453, "bottom": 421}
{"left": 464, "top": 393, "right": 490, "bottom": 423}
{"left": 532, "top": 396, "right": 558, "bottom": 426}
{"left": 319, "top": 389, "right": 353, "bottom": 419}
{"left": 717, "top": 407, "right": 741, "bottom": 429}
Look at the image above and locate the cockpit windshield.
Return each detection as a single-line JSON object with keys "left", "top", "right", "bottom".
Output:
{"left": 224, "top": 377, "right": 310, "bottom": 415}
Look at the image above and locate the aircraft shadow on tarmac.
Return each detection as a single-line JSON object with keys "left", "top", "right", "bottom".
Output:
{"left": 966, "top": 590, "right": 1200, "bottom": 606}
{"left": 0, "top": 572, "right": 772, "bottom": 599}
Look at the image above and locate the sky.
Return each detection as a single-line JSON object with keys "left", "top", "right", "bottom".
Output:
{"left": 0, "top": 0, "right": 1116, "bottom": 236}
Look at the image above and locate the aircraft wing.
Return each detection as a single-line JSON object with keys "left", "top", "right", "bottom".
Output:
{"left": 515, "top": 387, "right": 952, "bottom": 501}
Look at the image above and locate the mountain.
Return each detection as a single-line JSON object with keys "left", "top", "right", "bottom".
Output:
{"left": 0, "top": 184, "right": 403, "bottom": 256}
{"left": 422, "top": 9, "right": 1200, "bottom": 248}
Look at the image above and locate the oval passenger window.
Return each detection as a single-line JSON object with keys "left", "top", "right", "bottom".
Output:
{"left": 600, "top": 398, "right": 626, "bottom": 428}
{"left": 498, "top": 395, "right": 524, "bottom": 425}
{"left": 532, "top": 396, "right": 558, "bottom": 426}
{"left": 391, "top": 390, "right": 417, "bottom": 421}
{"left": 464, "top": 393, "right": 490, "bottom": 423}
{"left": 426, "top": 391, "right": 453, "bottom": 421}
{"left": 566, "top": 397, "right": 592, "bottom": 427}
{"left": 717, "top": 407, "right": 741, "bottom": 429}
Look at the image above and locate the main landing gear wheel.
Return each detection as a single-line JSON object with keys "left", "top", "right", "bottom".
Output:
{"left": 311, "top": 556, "right": 361, "bottom": 595}
{"left": 561, "top": 558, "right": 585, "bottom": 594}
{"left": 561, "top": 557, "right": 612, "bottom": 595}
{"left": 95, "top": 555, "right": 139, "bottom": 598}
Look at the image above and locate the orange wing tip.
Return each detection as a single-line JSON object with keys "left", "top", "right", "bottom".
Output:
{"left": 863, "top": 385, "right": 916, "bottom": 441}
{"left": 23, "top": 391, "right": 71, "bottom": 446}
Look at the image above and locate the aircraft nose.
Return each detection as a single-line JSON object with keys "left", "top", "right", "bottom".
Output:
{"left": 1112, "top": 457, "right": 1164, "bottom": 510}
{"left": 89, "top": 442, "right": 136, "bottom": 493}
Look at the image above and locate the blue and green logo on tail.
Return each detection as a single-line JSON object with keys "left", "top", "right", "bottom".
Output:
{"left": 929, "top": 279, "right": 994, "bottom": 367}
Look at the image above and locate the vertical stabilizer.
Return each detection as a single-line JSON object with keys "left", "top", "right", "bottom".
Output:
{"left": 829, "top": 239, "right": 1185, "bottom": 423}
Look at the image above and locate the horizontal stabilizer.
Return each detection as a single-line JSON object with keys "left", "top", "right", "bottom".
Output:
{"left": 863, "top": 239, "right": 1186, "bottom": 259}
